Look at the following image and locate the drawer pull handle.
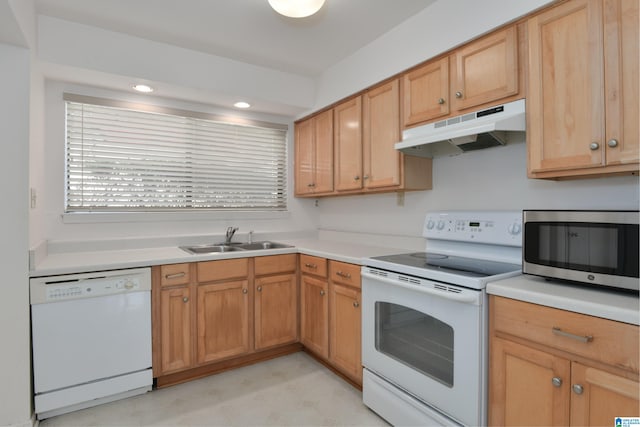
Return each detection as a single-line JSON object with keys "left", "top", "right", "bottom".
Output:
{"left": 165, "top": 272, "right": 186, "bottom": 279}
{"left": 336, "top": 271, "right": 351, "bottom": 279}
{"left": 304, "top": 263, "right": 318, "bottom": 269}
{"left": 552, "top": 327, "right": 593, "bottom": 343}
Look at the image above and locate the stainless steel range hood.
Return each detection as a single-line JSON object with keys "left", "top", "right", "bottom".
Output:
{"left": 395, "top": 99, "right": 526, "bottom": 158}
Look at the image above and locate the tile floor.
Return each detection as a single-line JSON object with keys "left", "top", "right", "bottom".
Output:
{"left": 39, "top": 352, "right": 388, "bottom": 426}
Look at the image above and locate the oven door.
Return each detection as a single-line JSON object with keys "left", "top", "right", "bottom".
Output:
{"left": 362, "top": 268, "right": 486, "bottom": 427}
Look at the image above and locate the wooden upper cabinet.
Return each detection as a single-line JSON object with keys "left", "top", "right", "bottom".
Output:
{"left": 452, "top": 26, "right": 519, "bottom": 111}
{"left": 402, "top": 25, "right": 518, "bottom": 129}
{"left": 528, "top": 0, "right": 639, "bottom": 178}
{"left": 294, "top": 109, "right": 333, "bottom": 195}
{"left": 334, "top": 96, "right": 363, "bottom": 192}
{"left": 402, "top": 57, "right": 450, "bottom": 127}
{"left": 364, "top": 79, "right": 402, "bottom": 189}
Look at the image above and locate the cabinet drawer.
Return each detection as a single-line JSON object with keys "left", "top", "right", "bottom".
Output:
{"left": 329, "top": 261, "right": 361, "bottom": 289}
{"left": 160, "top": 263, "right": 191, "bottom": 287}
{"left": 492, "top": 296, "right": 639, "bottom": 373}
{"left": 197, "top": 258, "right": 249, "bottom": 283}
{"left": 255, "top": 254, "right": 297, "bottom": 276}
{"left": 300, "top": 255, "right": 327, "bottom": 278}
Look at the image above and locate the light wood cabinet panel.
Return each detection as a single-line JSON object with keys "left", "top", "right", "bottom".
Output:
{"left": 159, "top": 286, "right": 193, "bottom": 374}
{"left": 570, "top": 362, "right": 640, "bottom": 425}
{"left": 334, "top": 97, "right": 363, "bottom": 192}
{"left": 603, "top": 0, "right": 639, "bottom": 166}
{"left": 254, "top": 273, "right": 298, "bottom": 350}
{"left": 490, "top": 336, "right": 571, "bottom": 426}
{"left": 528, "top": 0, "right": 639, "bottom": 178}
{"left": 294, "top": 109, "right": 333, "bottom": 195}
{"left": 300, "top": 254, "right": 327, "bottom": 278}
{"left": 254, "top": 254, "right": 296, "bottom": 276}
{"left": 160, "top": 263, "right": 191, "bottom": 287}
{"left": 489, "top": 295, "right": 640, "bottom": 426}
{"left": 329, "top": 283, "right": 362, "bottom": 383}
{"left": 197, "top": 280, "right": 250, "bottom": 364}
{"left": 197, "top": 258, "right": 248, "bottom": 283}
{"left": 402, "top": 57, "right": 450, "bottom": 127}
{"left": 452, "top": 26, "right": 519, "bottom": 111}
{"left": 329, "top": 260, "right": 361, "bottom": 290}
{"left": 300, "top": 274, "right": 329, "bottom": 358}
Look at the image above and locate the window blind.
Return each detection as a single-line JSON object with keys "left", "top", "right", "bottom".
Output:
{"left": 65, "top": 96, "right": 287, "bottom": 212}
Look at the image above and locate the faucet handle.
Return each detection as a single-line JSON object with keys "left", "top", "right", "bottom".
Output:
{"left": 248, "top": 230, "right": 254, "bottom": 244}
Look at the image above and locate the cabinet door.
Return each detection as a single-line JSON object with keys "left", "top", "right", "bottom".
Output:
{"left": 363, "top": 79, "right": 402, "bottom": 190}
{"left": 160, "top": 286, "right": 193, "bottom": 374}
{"left": 313, "top": 109, "right": 334, "bottom": 194}
{"left": 528, "top": 0, "right": 605, "bottom": 173}
{"left": 294, "top": 118, "right": 315, "bottom": 195}
{"left": 329, "top": 284, "right": 362, "bottom": 383}
{"left": 197, "top": 280, "right": 250, "bottom": 364}
{"left": 300, "top": 274, "right": 329, "bottom": 358}
{"left": 402, "top": 57, "right": 450, "bottom": 127}
{"left": 254, "top": 273, "right": 298, "bottom": 350}
{"left": 570, "top": 362, "right": 640, "bottom": 426}
{"left": 334, "top": 97, "right": 363, "bottom": 192}
{"left": 603, "top": 0, "right": 639, "bottom": 166}
{"left": 452, "top": 26, "right": 518, "bottom": 111}
{"left": 490, "top": 337, "right": 571, "bottom": 426}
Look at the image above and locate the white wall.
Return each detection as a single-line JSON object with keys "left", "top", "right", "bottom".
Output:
{"left": 41, "top": 81, "right": 319, "bottom": 243}
{"left": 316, "top": 140, "right": 640, "bottom": 239}
{"left": 0, "top": 43, "right": 32, "bottom": 427}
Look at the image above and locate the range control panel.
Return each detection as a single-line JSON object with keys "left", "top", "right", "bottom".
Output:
{"left": 423, "top": 211, "right": 522, "bottom": 246}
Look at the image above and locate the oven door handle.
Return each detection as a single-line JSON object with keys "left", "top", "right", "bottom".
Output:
{"left": 362, "top": 271, "right": 479, "bottom": 304}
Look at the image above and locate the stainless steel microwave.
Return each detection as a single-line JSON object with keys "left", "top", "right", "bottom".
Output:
{"left": 523, "top": 210, "right": 639, "bottom": 292}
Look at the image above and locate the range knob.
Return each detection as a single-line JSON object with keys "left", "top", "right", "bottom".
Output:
{"left": 426, "top": 219, "right": 435, "bottom": 230}
{"left": 508, "top": 223, "right": 522, "bottom": 235}
{"left": 437, "top": 220, "right": 446, "bottom": 230}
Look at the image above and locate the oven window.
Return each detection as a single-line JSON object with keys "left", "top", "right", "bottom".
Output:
{"left": 375, "top": 302, "right": 454, "bottom": 387}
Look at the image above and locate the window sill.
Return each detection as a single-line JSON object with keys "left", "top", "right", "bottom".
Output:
{"left": 62, "top": 210, "right": 290, "bottom": 224}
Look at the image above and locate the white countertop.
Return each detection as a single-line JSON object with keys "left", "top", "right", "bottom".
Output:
{"left": 30, "top": 238, "right": 409, "bottom": 277}
{"left": 487, "top": 274, "right": 640, "bottom": 325}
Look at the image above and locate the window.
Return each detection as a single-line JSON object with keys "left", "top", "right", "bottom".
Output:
{"left": 64, "top": 94, "right": 287, "bottom": 213}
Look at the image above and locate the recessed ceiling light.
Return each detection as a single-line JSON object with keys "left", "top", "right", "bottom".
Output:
{"left": 234, "top": 101, "right": 251, "bottom": 109}
{"left": 132, "top": 84, "right": 154, "bottom": 93}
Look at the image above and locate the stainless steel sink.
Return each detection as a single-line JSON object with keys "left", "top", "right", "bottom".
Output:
{"left": 179, "top": 241, "right": 292, "bottom": 255}
{"left": 179, "top": 244, "right": 246, "bottom": 255}
{"left": 237, "top": 241, "right": 293, "bottom": 250}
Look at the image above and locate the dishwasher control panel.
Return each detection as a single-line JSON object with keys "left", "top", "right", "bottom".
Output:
{"left": 30, "top": 267, "right": 151, "bottom": 304}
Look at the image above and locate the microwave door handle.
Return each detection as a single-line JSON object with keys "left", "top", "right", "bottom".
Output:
{"left": 362, "top": 271, "right": 478, "bottom": 304}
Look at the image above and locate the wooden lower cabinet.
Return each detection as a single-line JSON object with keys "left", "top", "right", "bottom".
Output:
{"left": 489, "top": 295, "right": 640, "bottom": 426}
{"left": 159, "top": 286, "right": 193, "bottom": 374}
{"left": 300, "top": 273, "right": 329, "bottom": 358}
{"left": 197, "top": 279, "right": 250, "bottom": 364}
{"left": 329, "top": 283, "right": 362, "bottom": 383}
{"left": 255, "top": 272, "right": 298, "bottom": 350}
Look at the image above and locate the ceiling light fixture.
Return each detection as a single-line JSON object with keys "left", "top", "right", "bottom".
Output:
{"left": 268, "top": 0, "right": 326, "bottom": 18}
{"left": 132, "top": 84, "right": 154, "bottom": 93}
{"left": 234, "top": 101, "right": 251, "bottom": 109}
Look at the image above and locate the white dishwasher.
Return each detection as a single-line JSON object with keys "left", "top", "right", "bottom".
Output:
{"left": 30, "top": 267, "right": 153, "bottom": 420}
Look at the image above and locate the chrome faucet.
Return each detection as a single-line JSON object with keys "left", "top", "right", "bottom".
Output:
{"left": 225, "top": 226, "right": 239, "bottom": 244}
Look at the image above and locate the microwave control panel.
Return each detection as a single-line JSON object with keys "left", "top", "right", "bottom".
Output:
{"left": 423, "top": 211, "right": 522, "bottom": 246}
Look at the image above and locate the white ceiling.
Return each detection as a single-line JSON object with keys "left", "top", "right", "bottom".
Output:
{"left": 35, "top": 0, "right": 436, "bottom": 77}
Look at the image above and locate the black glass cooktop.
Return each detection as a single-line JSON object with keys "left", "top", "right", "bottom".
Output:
{"left": 370, "top": 252, "right": 520, "bottom": 278}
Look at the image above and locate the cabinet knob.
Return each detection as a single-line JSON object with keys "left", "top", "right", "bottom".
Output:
{"left": 455, "top": 91, "right": 463, "bottom": 98}
{"left": 438, "top": 97, "right": 445, "bottom": 105}
{"left": 607, "top": 139, "right": 619, "bottom": 148}
{"left": 590, "top": 142, "right": 600, "bottom": 150}
{"left": 353, "top": 301, "right": 360, "bottom": 308}
{"left": 257, "top": 286, "right": 262, "bottom": 292}
{"left": 363, "top": 175, "right": 369, "bottom": 180}
{"left": 242, "top": 288, "right": 248, "bottom": 294}
{"left": 572, "top": 384, "right": 584, "bottom": 395}
{"left": 354, "top": 176, "right": 360, "bottom": 181}
{"left": 320, "top": 290, "right": 325, "bottom": 296}
{"left": 551, "top": 377, "right": 562, "bottom": 388}
{"left": 182, "top": 296, "right": 189, "bottom": 303}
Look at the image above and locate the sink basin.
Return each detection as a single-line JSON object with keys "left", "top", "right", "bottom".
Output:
{"left": 179, "top": 244, "right": 246, "bottom": 255}
{"left": 179, "top": 241, "right": 292, "bottom": 255}
{"left": 237, "top": 241, "right": 293, "bottom": 250}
